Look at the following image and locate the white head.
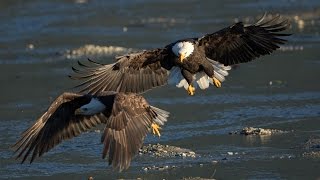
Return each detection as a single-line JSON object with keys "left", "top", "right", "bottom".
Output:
{"left": 172, "top": 41, "right": 194, "bottom": 62}
{"left": 75, "top": 98, "right": 106, "bottom": 115}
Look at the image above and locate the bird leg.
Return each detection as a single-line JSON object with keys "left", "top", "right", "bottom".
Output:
{"left": 151, "top": 123, "right": 161, "bottom": 137}
{"left": 212, "top": 77, "right": 221, "bottom": 88}
{"left": 187, "top": 84, "right": 195, "bottom": 96}
{"left": 181, "top": 70, "right": 195, "bottom": 95}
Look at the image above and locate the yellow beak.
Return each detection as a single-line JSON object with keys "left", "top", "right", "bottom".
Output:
{"left": 179, "top": 53, "right": 185, "bottom": 63}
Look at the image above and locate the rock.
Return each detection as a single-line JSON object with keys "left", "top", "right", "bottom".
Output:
{"left": 303, "top": 136, "right": 320, "bottom": 150}
{"left": 228, "top": 131, "right": 238, "bottom": 135}
{"left": 302, "top": 136, "right": 320, "bottom": 158}
{"left": 211, "top": 160, "right": 218, "bottom": 164}
{"left": 138, "top": 143, "right": 197, "bottom": 171}
{"left": 157, "top": 165, "right": 170, "bottom": 171}
{"left": 139, "top": 143, "right": 197, "bottom": 158}
{"left": 239, "top": 127, "right": 288, "bottom": 136}
{"left": 303, "top": 151, "right": 320, "bottom": 158}
{"left": 227, "top": 152, "right": 233, "bottom": 155}
{"left": 138, "top": 143, "right": 197, "bottom": 172}
{"left": 182, "top": 177, "right": 216, "bottom": 180}
{"left": 142, "top": 165, "right": 174, "bottom": 172}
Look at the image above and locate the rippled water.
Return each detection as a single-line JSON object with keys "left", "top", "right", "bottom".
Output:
{"left": 1, "top": 0, "right": 320, "bottom": 179}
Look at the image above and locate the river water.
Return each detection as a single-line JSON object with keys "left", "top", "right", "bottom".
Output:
{"left": 1, "top": 0, "right": 320, "bottom": 179}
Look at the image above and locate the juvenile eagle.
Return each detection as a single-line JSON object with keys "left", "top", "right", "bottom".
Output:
{"left": 12, "top": 92, "right": 169, "bottom": 171}
{"left": 70, "top": 14, "right": 290, "bottom": 95}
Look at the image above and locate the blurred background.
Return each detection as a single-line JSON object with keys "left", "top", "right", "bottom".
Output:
{"left": 0, "top": 0, "right": 319, "bottom": 179}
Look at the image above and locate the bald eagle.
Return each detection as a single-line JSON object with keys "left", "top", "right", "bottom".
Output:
{"left": 70, "top": 14, "right": 290, "bottom": 95}
{"left": 12, "top": 92, "right": 169, "bottom": 171}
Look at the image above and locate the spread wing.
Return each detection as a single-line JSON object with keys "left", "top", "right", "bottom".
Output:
{"left": 101, "top": 93, "right": 169, "bottom": 171}
{"left": 197, "top": 14, "right": 291, "bottom": 65}
{"left": 70, "top": 48, "right": 174, "bottom": 95}
{"left": 12, "top": 92, "right": 108, "bottom": 163}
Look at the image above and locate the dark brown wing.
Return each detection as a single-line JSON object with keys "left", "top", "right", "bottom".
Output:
{"left": 101, "top": 93, "right": 169, "bottom": 171}
{"left": 197, "top": 14, "right": 291, "bottom": 66}
{"left": 12, "top": 92, "right": 108, "bottom": 163}
{"left": 70, "top": 48, "right": 174, "bottom": 95}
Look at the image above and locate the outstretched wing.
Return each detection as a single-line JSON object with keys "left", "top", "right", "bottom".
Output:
{"left": 101, "top": 93, "right": 169, "bottom": 171}
{"left": 70, "top": 48, "right": 174, "bottom": 95}
{"left": 197, "top": 14, "right": 291, "bottom": 66}
{"left": 12, "top": 92, "right": 108, "bottom": 163}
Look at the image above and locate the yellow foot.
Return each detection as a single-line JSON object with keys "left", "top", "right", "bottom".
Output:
{"left": 187, "top": 85, "right": 195, "bottom": 96}
{"left": 212, "top": 77, "right": 221, "bottom": 88}
{"left": 151, "top": 123, "right": 161, "bottom": 137}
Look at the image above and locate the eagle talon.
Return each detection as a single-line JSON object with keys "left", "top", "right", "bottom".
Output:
{"left": 212, "top": 77, "right": 221, "bottom": 88}
{"left": 151, "top": 123, "right": 161, "bottom": 137}
{"left": 187, "top": 85, "right": 195, "bottom": 96}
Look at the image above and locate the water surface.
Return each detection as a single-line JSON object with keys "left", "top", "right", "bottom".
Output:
{"left": 1, "top": 0, "right": 320, "bottom": 179}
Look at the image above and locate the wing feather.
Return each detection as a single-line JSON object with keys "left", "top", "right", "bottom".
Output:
{"left": 70, "top": 49, "right": 174, "bottom": 94}
{"left": 101, "top": 93, "right": 169, "bottom": 171}
{"left": 12, "top": 92, "right": 108, "bottom": 163}
{"left": 197, "top": 13, "right": 291, "bottom": 66}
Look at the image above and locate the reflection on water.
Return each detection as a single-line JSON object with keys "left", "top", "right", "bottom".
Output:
{"left": 244, "top": 135, "right": 272, "bottom": 145}
{"left": 0, "top": 0, "right": 320, "bottom": 179}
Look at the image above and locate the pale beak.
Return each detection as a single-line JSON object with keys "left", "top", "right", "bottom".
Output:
{"left": 74, "top": 108, "right": 84, "bottom": 115}
{"left": 179, "top": 53, "right": 185, "bottom": 63}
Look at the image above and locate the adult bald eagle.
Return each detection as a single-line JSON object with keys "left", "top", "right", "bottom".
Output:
{"left": 12, "top": 92, "right": 169, "bottom": 171}
{"left": 70, "top": 14, "right": 290, "bottom": 95}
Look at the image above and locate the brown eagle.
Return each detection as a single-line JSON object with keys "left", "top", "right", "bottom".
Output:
{"left": 12, "top": 92, "right": 169, "bottom": 171}
{"left": 70, "top": 14, "right": 291, "bottom": 95}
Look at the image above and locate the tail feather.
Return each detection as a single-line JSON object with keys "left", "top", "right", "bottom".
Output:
{"left": 213, "top": 70, "right": 226, "bottom": 82}
{"left": 176, "top": 79, "right": 189, "bottom": 90}
{"left": 196, "top": 73, "right": 210, "bottom": 89}
{"left": 150, "top": 106, "right": 169, "bottom": 126}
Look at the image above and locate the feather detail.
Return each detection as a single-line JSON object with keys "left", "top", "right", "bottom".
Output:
{"left": 149, "top": 106, "right": 169, "bottom": 126}
{"left": 196, "top": 73, "right": 210, "bottom": 90}
{"left": 169, "top": 61, "right": 231, "bottom": 90}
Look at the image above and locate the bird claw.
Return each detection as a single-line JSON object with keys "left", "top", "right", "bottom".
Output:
{"left": 151, "top": 123, "right": 161, "bottom": 137}
{"left": 187, "top": 85, "right": 195, "bottom": 96}
{"left": 212, "top": 77, "right": 221, "bottom": 88}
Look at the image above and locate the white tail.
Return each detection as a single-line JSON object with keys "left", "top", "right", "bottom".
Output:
{"left": 150, "top": 106, "right": 170, "bottom": 126}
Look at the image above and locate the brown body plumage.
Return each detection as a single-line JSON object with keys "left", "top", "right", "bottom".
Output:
{"left": 70, "top": 14, "right": 291, "bottom": 95}
{"left": 12, "top": 92, "right": 169, "bottom": 171}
